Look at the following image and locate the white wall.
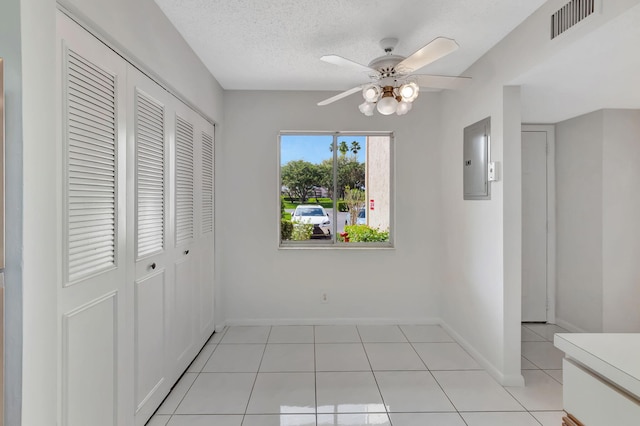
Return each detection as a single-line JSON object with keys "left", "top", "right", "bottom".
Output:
{"left": 555, "top": 108, "right": 640, "bottom": 333}
{"left": 437, "top": 0, "right": 640, "bottom": 385}
{"left": 602, "top": 109, "right": 640, "bottom": 332}
{"left": 439, "top": 74, "right": 505, "bottom": 377}
{"left": 219, "top": 90, "right": 445, "bottom": 324}
{"left": 555, "top": 110, "right": 604, "bottom": 332}
{"left": 1, "top": 1, "right": 30, "bottom": 424}
{"left": 555, "top": 109, "right": 640, "bottom": 333}
{"left": 366, "top": 136, "right": 391, "bottom": 231}
{"left": 14, "top": 0, "right": 58, "bottom": 425}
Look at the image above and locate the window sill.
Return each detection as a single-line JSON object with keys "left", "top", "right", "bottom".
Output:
{"left": 278, "top": 242, "right": 394, "bottom": 250}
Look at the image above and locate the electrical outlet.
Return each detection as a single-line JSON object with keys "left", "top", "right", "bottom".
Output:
{"left": 321, "top": 292, "right": 328, "bottom": 304}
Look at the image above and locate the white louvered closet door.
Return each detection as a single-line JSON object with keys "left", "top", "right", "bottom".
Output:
{"left": 198, "top": 126, "right": 215, "bottom": 336}
{"left": 127, "top": 67, "right": 173, "bottom": 426}
{"left": 171, "top": 101, "right": 199, "bottom": 373}
{"left": 57, "top": 12, "right": 129, "bottom": 426}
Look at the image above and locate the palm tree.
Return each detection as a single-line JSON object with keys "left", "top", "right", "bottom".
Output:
{"left": 350, "top": 140, "right": 361, "bottom": 155}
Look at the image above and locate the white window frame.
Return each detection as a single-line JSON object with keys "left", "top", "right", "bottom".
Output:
{"left": 278, "top": 131, "right": 394, "bottom": 248}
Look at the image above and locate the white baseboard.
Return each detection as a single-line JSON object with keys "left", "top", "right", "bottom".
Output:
{"left": 555, "top": 318, "right": 589, "bottom": 333}
{"left": 439, "top": 321, "right": 525, "bottom": 387}
{"left": 223, "top": 317, "right": 441, "bottom": 327}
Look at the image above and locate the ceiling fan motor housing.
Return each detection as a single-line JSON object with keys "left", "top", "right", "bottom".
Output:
{"left": 368, "top": 55, "right": 406, "bottom": 78}
{"left": 379, "top": 37, "right": 399, "bottom": 53}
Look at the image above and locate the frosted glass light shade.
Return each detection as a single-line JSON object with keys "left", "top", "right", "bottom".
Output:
{"left": 396, "top": 100, "right": 412, "bottom": 115}
{"left": 362, "top": 85, "right": 381, "bottom": 102}
{"left": 399, "top": 82, "right": 419, "bottom": 102}
{"left": 376, "top": 96, "right": 398, "bottom": 115}
{"left": 359, "top": 101, "right": 375, "bottom": 116}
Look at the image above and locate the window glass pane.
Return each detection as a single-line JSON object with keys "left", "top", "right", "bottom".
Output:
{"left": 280, "top": 135, "right": 334, "bottom": 243}
{"left": 339, "top": 135, "right": 390, "bottom": 244}
{"left": 280, "top": 133, "right": 391, "bottom": 246}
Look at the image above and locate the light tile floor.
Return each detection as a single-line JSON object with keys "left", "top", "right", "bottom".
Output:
{"left": 148, "top": 323, "right": 568, "bottom": 426}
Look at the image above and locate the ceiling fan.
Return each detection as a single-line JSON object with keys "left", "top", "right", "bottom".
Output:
{"left": 318, "top": 37, "right": 471, "bottom": 116}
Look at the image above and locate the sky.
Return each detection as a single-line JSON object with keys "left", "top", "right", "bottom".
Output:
{"left": 281, "top": 135, "right": 366, "bottom": 165}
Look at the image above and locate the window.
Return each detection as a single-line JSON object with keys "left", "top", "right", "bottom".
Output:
{"left": 279, "top": 132, "right": 393, "bottom": 246}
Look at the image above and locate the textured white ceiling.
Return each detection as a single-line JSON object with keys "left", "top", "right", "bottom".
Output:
{"left": 153, "top": 0, "right": 547, "bottom": 91}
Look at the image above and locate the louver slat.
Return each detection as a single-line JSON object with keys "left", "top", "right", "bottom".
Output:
{"left": 66, "top": 49, "right": 117, "bottom": 283}
{"left": 136, "top": 90, "right": 165, "bottom": 259}
{"left": 201, "top": 132, "right": 214, "bottom": 234}
{"left": 175, "top": 117, "right": 194, "bottom": 244}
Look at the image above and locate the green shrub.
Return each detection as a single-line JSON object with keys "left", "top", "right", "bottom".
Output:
{"left": 280, "top": 220, "right": 293, "bottom": 240}
{"left": 343, "top": 225, "right": 389, "bottom": 242}
{"left": 337, "top": 201, "right": 348, "bottom": 212}
{"left": 291, "top": 222, "right": 314, "bottom": 241}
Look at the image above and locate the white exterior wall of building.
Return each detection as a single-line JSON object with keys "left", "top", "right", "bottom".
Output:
{"left": 365, "top": 136, "right": 391, "bottom": 231}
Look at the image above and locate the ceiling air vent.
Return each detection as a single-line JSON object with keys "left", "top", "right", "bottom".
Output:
{"left": 551, "top": 0, "right": 596, "bottom": 39}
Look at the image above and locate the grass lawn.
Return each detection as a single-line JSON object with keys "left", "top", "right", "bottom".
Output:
{"left": 282, "top": 197, "right": 334, "bottom": 209}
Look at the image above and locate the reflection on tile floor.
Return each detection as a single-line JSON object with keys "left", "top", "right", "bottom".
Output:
{"left": 148, "top": 324, "right": 568, "bottom": 426}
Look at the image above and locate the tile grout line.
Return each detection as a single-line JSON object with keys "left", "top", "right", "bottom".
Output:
{"left": 540, "top": 368, "right": 563, "bottom": 385}
{"left": 521, "top": 353, "right": 544, "bottom": 370}
{"left": 153, "top": 325, "right": 564, "bottom": 425}
{"left": 399, "top": 326, "right": 470, "bottom": 426}
{"left": 189, "top": 328, "right": 225, "bottom": 373}
{"left": 356, "top": 325, "right": 393, "bottom": 423}
{"left": 519, "top": 334, "right": 564, "bottom": 424}
{"left": 157, "top": 326, "right": 230, "bottom": 423}
{"left": 522, "top": 323, "right": 549, "bottom": 340}
{"left": 241, "top": 326, "right": 272, "bottom": 422}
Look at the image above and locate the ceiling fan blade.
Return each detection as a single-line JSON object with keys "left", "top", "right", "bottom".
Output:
{"left": 413, "top": 74, "right": 471, "bottom": 90}
{"left": 321, "top": 55, "right": 376, "bottom": 74}
{"left": 317, "top": 86, "right": 364, "bottom": 106}
{"left": 397, "top": 37, "right": 459, "bottom": 73}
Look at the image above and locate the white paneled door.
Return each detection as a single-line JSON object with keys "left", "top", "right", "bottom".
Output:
{"left": 57, "top": 12, "right": 129, "bottom": 426}
{"left": 199, "top": 130, "right": 215, "bottom": 335}
{"left": 127, "top": 67, "right": 173, "bottom": 425}
{"left": 522, "top": 131, "right": 548, "bottom": 322}
{"left": 169, "top": 103, "right": 215, "bottom": 377}
{"left": 172, "top": 104, "right": 199, "bottom": 374}
{"left": 58, "top": 10, "right": 216, "bottom": 426}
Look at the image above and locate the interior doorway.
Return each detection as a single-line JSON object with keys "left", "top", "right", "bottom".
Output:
{"left": 521, "top": 125, "right": 556, "bottom": 323}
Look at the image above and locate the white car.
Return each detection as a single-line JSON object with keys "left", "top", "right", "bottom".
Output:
{"left": 291, "top": 205, "right": 331, "bottom": 237}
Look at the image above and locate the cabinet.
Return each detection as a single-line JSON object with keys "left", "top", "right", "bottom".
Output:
{"left": 57, "top": 12, "right": 215, "bottom": 426}
{"left": 128, "top": 69, "right": 215, "bottom": 426}
{"left": 555, "top": 334, "right": 640, "bottom": 426}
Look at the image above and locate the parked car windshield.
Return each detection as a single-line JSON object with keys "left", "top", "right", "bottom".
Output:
{"left": 296, "top": 207, "right": 325, "bottom": 216}
{"left": 358, "top": 209, "right": 365, "bottom": 218}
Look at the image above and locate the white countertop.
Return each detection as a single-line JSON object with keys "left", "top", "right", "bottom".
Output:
{"left": 554, "top": 333, "right": 640, "bottom": 399}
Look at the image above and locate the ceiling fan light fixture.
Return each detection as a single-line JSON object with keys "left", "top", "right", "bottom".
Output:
{"left": 318, "top": 37, "right": 468, "bottom": 117}
{"left": 359, "top": 101, "right": 375, "bottom": 116}
{"left": 396, "top": 100, "right": 412, "bottom": 115}
{"left": 399, "top": 82, "right": 419, "bottom": 102}
{"left": 362, "top": 84, "right": 381, "bottom": 102}
{"left": 376, "top": 86, "right": 399, "bottom": 115}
